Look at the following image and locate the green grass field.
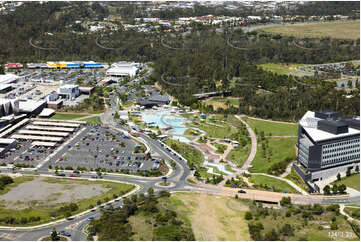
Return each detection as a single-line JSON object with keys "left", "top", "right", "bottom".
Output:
{"left": 50, "top": 113, "right": 89, "bottom": 120}
{"left": 188, "top": 121, "right": 238, "bottom": 139}
{"left": 212, "top": 143, "right": 227, "bottom": 154}
{"left": 250, "top": 137, "right": 297, "bottom": 173}
{"left": 243, "top": 117, "right": 298, "bottom": 136}
{"left": 0, "top": 176, "right": 134, "bottom": 226}
{"left": 249, "top": 174, "right": 299, "bottom": 193}
{"left": 344, "top": 207, "right": 360, "bottom": 220}
{"left": 164, "top": 139, "right": 204, "bottom": 168}
{"left": 332, "top": 173, "right": 360, "bottom": 191}
{"left": 226, "top": 143, "right": 251, "bottom": 168}
{"left": 84, "top": 116, "right": 103, "bottom": 125}
{"left": 258, "top": 63, "right": 304, "bottom": 75}
{"left": 260, "top": 21, "right": 360, "bottom": 40}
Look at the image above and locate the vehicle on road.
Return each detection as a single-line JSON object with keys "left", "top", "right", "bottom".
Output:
{"left": 238, "top": 190, "right": 246, "bottom": 194}
{"left": 88, "top": 217, "right": 94, "bottom": 221}
{"left": 59, "top": 231, "right": 71, "bottom": 237}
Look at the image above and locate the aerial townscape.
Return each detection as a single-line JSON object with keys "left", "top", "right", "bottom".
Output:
{"left": 0, "top": 1, "right": 359, "bottom": 241}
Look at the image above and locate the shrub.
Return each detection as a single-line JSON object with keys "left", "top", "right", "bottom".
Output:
{"left": 245, "top": 211, "right": 253, "bottom": 220}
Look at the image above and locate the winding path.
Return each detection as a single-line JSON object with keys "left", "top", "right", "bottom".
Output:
{"left": 217, "top": 115, "right": 257, "bottom": 187}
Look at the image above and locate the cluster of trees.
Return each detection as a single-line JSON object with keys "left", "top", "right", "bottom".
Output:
{"left": 0, "top": 215, "right": 41, "bottom": 225}
{"left": 0, "top": 175, "right": 14, "bottom": 190}
{"left": 323, "top": 184, "right": 347, "bottom": 195}
{"left": 88, "top": 189, "right": 195, "bottom": 241}
{"left": 55, "top": 203, "right": 79, "bottom": 218}
{"left": 246, "top": 199, "right": 346, "bottom": 240}
{"left": 225, "top": 176, "right": 249, "bottom": 188}
{"left": 267, "top": 157, "right": 295, "bottom": 176}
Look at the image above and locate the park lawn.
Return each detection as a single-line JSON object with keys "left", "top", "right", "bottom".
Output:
{"left": 226, "top": 143, "right": 251, "bottom": 168}
{"left": 258, "top": 63, "right": 303, "bottom": 75}
{"left": 164, "top": 139, "right": 204, "bottom": 168}
{"left": 260, "top": 20, "right": 360, "bottom": 40}
{"left": 344, "top": 207, "right": 360, "bottom": 220}
{"left": 165, "top": 193, "right": 251, "bottom": 240}
{"left": 212, "top": 142, "right": 227, "bottom": 154}
{"left": 188, "top": 121, "right": 238, "bottom": 139}
{"left": 285, "top": 167, "right": 309, "bottom": 192}
{"left": 225, "top": 165, "right": 236, "bottom": 173}
{"left": 84, "top": 116, "right": 102, "bottom": 125}
{"left": 251, "top": 137, "right": 297, "bottom": 173}
{"left": 249, "top": 174, "right": 299, "bottom": 194}
{"left": 332, "top": 173, "right": 360, "bottom": 191}
{"left": 0, "top": 176, "right": 134, "bottom": 226}
{"left": 243, "top": 117, "right": 298, "bottom": 136}
{"left": 50, "top": 113, "right": 89, "bottom": 120}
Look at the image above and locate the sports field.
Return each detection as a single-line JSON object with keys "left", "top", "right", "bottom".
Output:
{"left": 260, "top": 21, "right": 360, "bottom": 40}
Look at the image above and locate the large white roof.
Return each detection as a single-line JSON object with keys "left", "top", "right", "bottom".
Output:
{"left": 0, "top": 74, "right": 20, "bottom": 84}
{"left": 300, "top": 111, "right": 360, "bottom": 142}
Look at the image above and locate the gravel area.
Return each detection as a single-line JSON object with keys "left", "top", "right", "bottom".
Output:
{"left": 0, "top": 177, "right": 109, "bottom": 209}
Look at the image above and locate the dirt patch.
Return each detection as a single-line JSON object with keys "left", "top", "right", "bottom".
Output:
{"left": 172, "top": 193, "right": 250, "bottom": 240}
{"left": 0, "top": 177, "right": 109, "bottom": 209}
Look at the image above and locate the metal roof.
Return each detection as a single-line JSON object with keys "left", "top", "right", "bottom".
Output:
{"left": 25, "top": 125, "right": 75, "bottom": 132}
{"left": 32, "top": 121, "right": 80, "bottom": 128}
{"left": 31, "top": 141, "right": 57, "bottom": 147}
{"left": 18, "top": 129, "right": 69, "bottom": 137}
{"left": 11, "top": 134, "right": 63, "bottom": 142}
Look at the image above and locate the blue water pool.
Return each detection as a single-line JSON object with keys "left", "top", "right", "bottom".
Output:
{"left": 142, "top": 110, "right": 190, "bottom": 143}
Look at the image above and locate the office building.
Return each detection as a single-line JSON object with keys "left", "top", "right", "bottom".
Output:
{"left": 295, "top": 110, "right": 360, "bottom": 186}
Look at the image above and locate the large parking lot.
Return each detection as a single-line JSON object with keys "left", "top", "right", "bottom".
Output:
{"left": 48, "top": 126, "right": 160, "bottom": 173}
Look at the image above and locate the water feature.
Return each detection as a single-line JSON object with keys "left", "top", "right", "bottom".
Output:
{"left": 141, "top": 109, "right": 190, "bottom": 143}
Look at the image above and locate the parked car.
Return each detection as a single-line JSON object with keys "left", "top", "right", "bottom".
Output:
{"left": 238, "top": 190, "right": 246, "bottom": 194}
{"left": 59, "top": 231, "right": 71, "bottom": 237}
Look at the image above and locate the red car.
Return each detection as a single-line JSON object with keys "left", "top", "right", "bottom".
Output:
{"left": 113, "top": 156, "right": 117, "bottom": 159}
{"left": 58, "top": 157, "right": 63, "bottom": 161}
{"left": 69, "top": 174, "right": 78, "bottom": 177}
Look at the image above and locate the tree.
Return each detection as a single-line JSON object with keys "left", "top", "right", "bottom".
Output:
{"left": 337, "top": 173, "right": 341, "bottom": 181}
{"left": 147, "top": 187, "right": 154, "bottom": 196}
{"left": 245, "top": 211, "right": 253, "bottom": 220}
{"left": 356, "top": 165, "right": 359, "bottom": 173}
{"left": 323, "top": 185, "right": 331, "bottom": 195}
{"left": 280, "top": 223, "right": 294, "bottom": 237}
{"left": 346, "top": 167, "right": 352, "bottom": 177}
{"left": 51, "top": 228, "right": 59, "bottom": 241}
{"left": 0, "top": 65, "right": 4, "bottom": 75}
{"left": 332, "top": 184, "right": 338, "bottom": 194}
{"left": 338, "top": 184, "right": 347, "bottom": 194}
{"left": 264, "top": 228, "right": 279, "bottom": 241}
{"left": 280, "top": 197, "right": 291, "bottom": 206}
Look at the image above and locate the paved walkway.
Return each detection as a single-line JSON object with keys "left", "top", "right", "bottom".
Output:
{"left": 217, "top": 115, "right": 257, "bottom": 187}
{"left": 340, "top": 204, "right": 360, "bottom": 225}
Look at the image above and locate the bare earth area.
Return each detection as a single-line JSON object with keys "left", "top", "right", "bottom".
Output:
{"left": 0, "top": 177, "right": 109, "bottom": 209}
{"left": 170, "top": 193, "right": 250, "bottom": 241}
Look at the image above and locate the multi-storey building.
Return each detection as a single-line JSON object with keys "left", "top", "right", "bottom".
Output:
{"left": 295, "top": 110, "right": 360, "bottom": 186}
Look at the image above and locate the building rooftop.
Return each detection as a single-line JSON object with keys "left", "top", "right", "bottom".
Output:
{"left": 300, "top": 111, "right": 360, "bottom": 142}
{"left": 0, "top": 74, "right": 19, "bottom": 84}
